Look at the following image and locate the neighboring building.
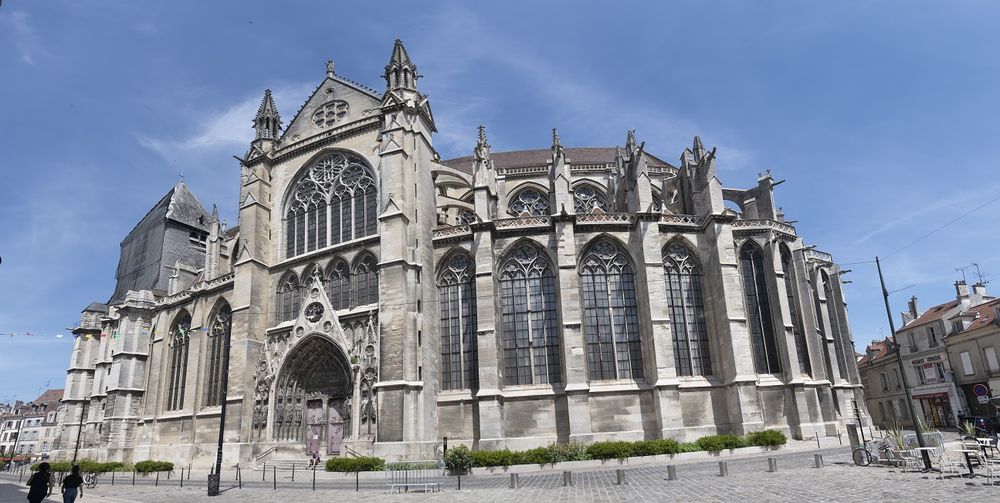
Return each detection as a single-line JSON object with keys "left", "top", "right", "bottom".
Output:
{"left": 944, "top": 297, "right": 1000, "bottom": 417}
{"left": 0, "top": 390, "right": 64, "bottom": 459}
{"left": 857, "top": 338, "right": 912, "bottom": 427}
{"left": 859, "top": 281, "right": 995, "bottom": 428}
{"left": 54, "top": 40, "right": 865, "bottom": 467}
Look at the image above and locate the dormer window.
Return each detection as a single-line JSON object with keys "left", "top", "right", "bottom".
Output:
{"left": 953, "top": 320, "right": 965, "bottom": 334}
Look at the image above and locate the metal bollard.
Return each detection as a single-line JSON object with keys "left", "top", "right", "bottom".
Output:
{"left": 292, "top": 463, "right": 295, "bottom": 482}
{"left": 667, "top": 465, "right": 677, "bottom": 480}
{"left": 262, "top": 463, "right": 266, "bottom": 481}
{"left": 155, "top": 471, "right": 159, "bottom": 486}
{"left": 768, "top": 458, "right": 778, "bottom": 472}
{"left": 168, "top": 469, "right": 171, "bottom": 480}
{"left": 719, "top": 461, "right": 728, "bottom": 477}
{"left": 814, "top": 454, "right": 824, "bottom": 468}
{"left": 510, "top": 473, "right": 519, "bottom": 489}
{"left": 355, "top": 470, "right": 359, "bottom": 492}
{"left": 616, "top": 468, "right": 626, "bottom": 485}
{"left": 112, "top": 471, "right": 115, "bottom": 485}
{"left": 132, "top": 470, "right": 136, "bottom": 486}
{"left": 563, "top": 470, "right": 573, "bottom": 487}
{"left": 180, "top": 470, "right": 183, "bottom": 488}
{"left": 815, "top": 431, "right": 820, "bottom": 449}
{"left": 238, "top": 465, "right": 242, "bottom": 489}
{"left": 273, "top": 466, "right": 276, "bottom": 490}
{"left": 458, "top": 472, "right": 462, "bottom": 491}
{"left": 312, "top": 467, "right": 316, "bottom": 491}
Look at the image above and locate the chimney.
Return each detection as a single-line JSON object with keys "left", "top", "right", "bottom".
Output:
{"left": 972, "top": 283, "right": 988, "bottom": 306}
{"left": 956, "top": 281, "right": 970, "bottom": 305}
{"left": 908, "top": 296, "right": 920, "bottom": 319}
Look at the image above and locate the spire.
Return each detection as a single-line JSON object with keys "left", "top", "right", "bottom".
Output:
{"left": 692, "top": 136, "right": 705, "bottom": 161}
{"left": 384, "top": 39, "right": 419, "bottom": 91}
{"left": 551, "top": 128, "right": 565, "bottom": 163}
{"left": 253, "top": 89, "right": 281, "bottom": 140}
{"left": 474, "top": 125, "right": 492, "bottom": 163}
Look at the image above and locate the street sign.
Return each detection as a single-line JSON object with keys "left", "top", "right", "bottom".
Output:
{"left": 979, "top": 396, "right": 990, "bottom": 404}
{"left": 974, "top": 383, "right": 990, "bottom": 397}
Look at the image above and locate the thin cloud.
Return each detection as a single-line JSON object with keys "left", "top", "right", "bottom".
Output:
{"left": 3, "top": 9, "right": 41, "bottom": 65}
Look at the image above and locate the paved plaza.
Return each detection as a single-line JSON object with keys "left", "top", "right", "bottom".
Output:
{"left": 1, "top": 447, "right": 997, "bottom": 502}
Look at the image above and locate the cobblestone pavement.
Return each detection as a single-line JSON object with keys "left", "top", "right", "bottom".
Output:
{"left": 2, "top": 447, "right": 997, "bottom": 502}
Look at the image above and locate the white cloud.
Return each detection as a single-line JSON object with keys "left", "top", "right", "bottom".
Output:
{"left": 3, "top": 9, "right": 41, "bottom": 65}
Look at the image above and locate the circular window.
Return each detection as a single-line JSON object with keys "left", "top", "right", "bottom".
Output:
{"left": 305, "top": 302, "right": 325, "bottom": 322}
{"left": 312, "top": 101, "right": 349, "bottom": 128}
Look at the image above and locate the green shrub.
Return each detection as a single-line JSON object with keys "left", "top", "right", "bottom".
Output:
{"left": 632, "top": 439, "right": 681, "bottom": 456}
{"left": 678, "top": 442, "right": 701, "bottom": 453}
{"left": 696, "top": 434, "right": 746, "bottom": 453}
{"left": 31, "top": 460, "right": 129, "bottom": 473}
{"left": 546, "top": 441, "right": 589, "bottom": 463}
{"left": 585, "top": 441, "right": 634, "bottom": 461}
{"left": 470, "top": 449, "right": 514, "bottom": 468}
{"left": 134, "top": 460, "right": 174, "bottom": 474}
{"left": 745, "top": 430, "right": 787, "bottom": 448}
{"left": 519, "top": 447, "right": 551, "bottom": 465}
{"left": 325, "top": 456, "right": 384, "bottom": 473}
{"left": 444, "top": 445, "right": 473, "bottom": 474}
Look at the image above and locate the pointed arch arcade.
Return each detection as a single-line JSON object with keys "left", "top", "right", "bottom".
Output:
{"left": 284, "top": 151, "right": 378, "bottom": 259}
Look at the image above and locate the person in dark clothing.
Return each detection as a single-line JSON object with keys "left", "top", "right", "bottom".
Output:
{"left": 61, "top": 465, "right": 84, "bottom": 503}
{"left": 25, "top": 462, "right": 51, "bottom": 503}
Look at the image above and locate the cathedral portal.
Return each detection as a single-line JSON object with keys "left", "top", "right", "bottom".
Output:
{"left": 272, "top": 336, "right": 352, "bottom": 455}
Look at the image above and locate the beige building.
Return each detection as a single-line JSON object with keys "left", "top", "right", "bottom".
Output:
{"left": 54, "top": 40, "right": 865, "bottom": 467}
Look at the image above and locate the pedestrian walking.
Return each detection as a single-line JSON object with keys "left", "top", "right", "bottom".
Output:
{"left": 25, "top": 462, "right": 52, "bottom": 503}
{"left": 61, "top": 465, "right": 84, "bottom": 503}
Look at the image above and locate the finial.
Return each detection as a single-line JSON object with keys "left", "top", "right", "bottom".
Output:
{"left": 211, "top": 204, "right": 219, "bottom": 221}
{"left": 326, "top": 60, "right": 335, "bottom": 78}
{"left": 552, "top": 128, "right": 561, "bottom": 148}
{"left": 474, "top": 125, "right": 491, "bottom": 162}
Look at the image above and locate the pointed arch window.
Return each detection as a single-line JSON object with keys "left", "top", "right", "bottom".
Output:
{"left": 740, "top": 243, "right": 782, "bottom": 374}
{"left": 663, "top": 244, "right": 711, "bottom": 376}
{"left": 284, "top": 151, "right": 378, "bottom": 259}
{"left": 508, "top": 188, "right": 550, "bottom": 217}
{"left": 204, "top": 302, "right": 231, "bottom": 407}
{"left": 326, "top": 260, "right": 351, "bottom": 310}
{"left": 353, "top": 253, "right": 379, "bottom": 307}
{"left": 781, "top": 247, "right": 811, "bottom": 376}
{"left": 499, "top": 244, "right": 561, "bottom": 385}
{"left": 166, "top": 311, "right": 192, "bottom": 411}
{"left": 581, "top": 239, "right": 643, "bottom": 381}
{"left": 277, "top": 274, "right": 300, "bottom": 322}
{"left": 439, "top": 253, "right": 478, "bottom": 390}
{"left": 573, "top": 184, "right": 608, "bottom": 214}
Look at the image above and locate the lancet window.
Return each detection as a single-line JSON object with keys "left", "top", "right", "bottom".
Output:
{"left": 822, "top": 271, "right": 850, "bottom": 381}
{"left": 740, "top": 243, "right": 782, "bottom": 374}
{"left": 581, "top": 239, "right": 643, "bottom": 380}
{"left": 439, "top": 253, "right": 479, "bottom": 390}
{"left": 166, "top": 311, "right": 191, "bottom": 411}
{"left": 573, "top": 184, "right": 608, "bottom": 214}
{"left": 285, "top": 151, "right": 378, "bottom": 259}
{"left": 277, "top": 274, "right": 300, "bottom": 322}
{"left": 508, "top": 188, "right": 550, "bottom": 217}
{"left": 781, "top": 246, "right": 811, "bottom": 376}
{"left": 353, "top": 253, "right": 379, "bottom": 307}
{"left": 663, "top": 244, "right": 712, "bottom": 376}
{"left": 204, "top": 302, "right": 231, "bottom": 407}
{"left": 326, "top": 260, "right": 351, "bottom": 310}
{"left": 499, "top": 244, "right": 561, "bottom": 385}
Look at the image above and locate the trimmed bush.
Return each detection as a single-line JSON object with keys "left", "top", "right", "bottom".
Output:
{"left": 470, "top": 449, "right": 514, "bottom": 468}
{"left": 632, "top": 439, "right": 681, "bottom": 456}
{"left": 678, "top": 442, "right": 701, "bottom": 453}
{"left": 585, "top": 441, "right": 634, "bottom": 461}
{"left": 325, "top": 456, "right": 384, "bottom": 473}
{"left": 745, "top": 429, "right": 787, "bottom": 448}
{"left": 31, "top": 460, "right": 129, "bottom": 473}
{"left": 444, "top": 445, "right": 473, "bottom": 474}
{"left": 546, "top": 441, "right": 589, "bottom": 463}
{"left": 695, "top": 434, "right": 746, "bottom": 453}
{"left": 134, "top": 460, "right": 174, "bottom": 474}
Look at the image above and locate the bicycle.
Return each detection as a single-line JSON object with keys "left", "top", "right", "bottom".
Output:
{"left": 83, "top": 472, "right": 99, "bottom": 488}
{"left": 852, "top": 437, "right": 893, "bottom": 466}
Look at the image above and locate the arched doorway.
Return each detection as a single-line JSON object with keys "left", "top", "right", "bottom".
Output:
{"left": 273, "top": 336, "right": 352, "bottom": 455}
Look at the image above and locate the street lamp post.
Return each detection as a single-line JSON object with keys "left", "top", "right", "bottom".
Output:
{"left": 208, "top": 317, "right": 233, "bottom": 497}
{"left": 876, "top": 256, "right": 932, "bottom": 470}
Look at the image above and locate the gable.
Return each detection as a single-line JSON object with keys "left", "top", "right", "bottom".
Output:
{"left": 281, "top": 76, "right": 382, "bottom": 144}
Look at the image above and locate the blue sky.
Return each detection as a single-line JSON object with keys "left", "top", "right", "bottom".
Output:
{"left": 2, "top": 1, "right": 1000, "bottom": 401}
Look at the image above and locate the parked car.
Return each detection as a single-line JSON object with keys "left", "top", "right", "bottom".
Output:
{"left": 958, "top": 415, "right": 1000, "bottom": 437}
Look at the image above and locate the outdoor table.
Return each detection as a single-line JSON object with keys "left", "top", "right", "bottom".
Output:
{"left": 976, "top": 438, "right": 996, "bottom": 457}
{"left": 955, "top": 449, "right": 980, "bottom": 477}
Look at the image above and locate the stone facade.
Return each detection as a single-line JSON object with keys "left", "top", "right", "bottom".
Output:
{"left": 54, "top": 40, "right": 865, "bottom": 467}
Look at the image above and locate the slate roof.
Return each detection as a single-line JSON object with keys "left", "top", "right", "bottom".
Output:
{"left": 441, "top": 147, "right": 677, "bottom": 174}
{"left": 83, "top": 302, "right": 108, "bottom": 313}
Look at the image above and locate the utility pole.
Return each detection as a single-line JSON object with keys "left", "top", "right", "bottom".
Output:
{"left": 208, "top": 314, "right": 233, "bottom": 497}
{"left": 877, "top": 256, "right": 931, "bottom": 470}
{"left": 71, "top": 402, "right": 88, "bottom": 464}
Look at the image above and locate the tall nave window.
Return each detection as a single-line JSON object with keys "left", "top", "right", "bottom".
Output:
{"left": 439, "top": 253, "right": 478, "bottom": 390}
{"left": 499, "top": 244, "right": 561, "bottom": 385}
{"left": 740, "top": 243, "right": 782, "bottom": 374}
{"left": 663, "top": 244, "right": 711, "bottom": 376}
{"left": 780, "top": 246, "right": 811, "bottom": 376}
{"left": 166, "top": 311, "right": 192, "bottom": 411}
{"left": 580, "top": 239, "right": 643, "bottom": 381}
{"left": 285, "top": 151, "right": 378, "bottom": 259}
{"left": 204, "top": 302, "right": 231, "bottom": 407}
{"left": 277, "top": 274, "right": 300, "bottom": 322}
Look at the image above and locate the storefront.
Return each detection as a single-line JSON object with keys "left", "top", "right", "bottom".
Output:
{"left": 913, "top": 392, "right": 955, "bottom": 427}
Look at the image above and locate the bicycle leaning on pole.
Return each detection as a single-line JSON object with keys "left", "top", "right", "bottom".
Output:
{"left": 852, "top": 437, "right": 894, "bottom": 466}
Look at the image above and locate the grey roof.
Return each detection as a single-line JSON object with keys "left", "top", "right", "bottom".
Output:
{"left": 83, "top": 302, "right": 108, "bottom": 313}
{"left": 441, "top": 147, "right": 676, "bottom": 174}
